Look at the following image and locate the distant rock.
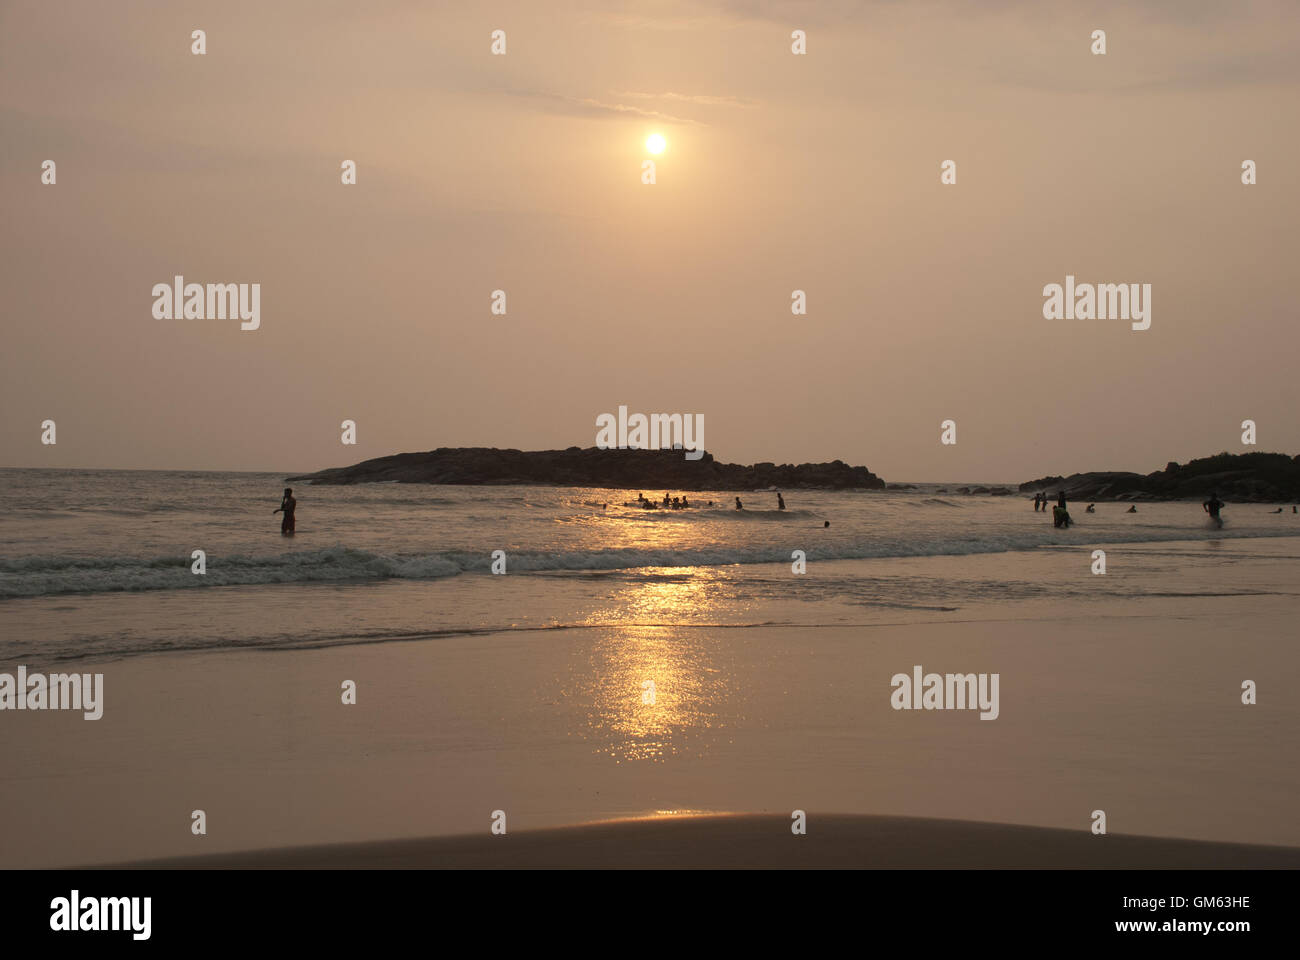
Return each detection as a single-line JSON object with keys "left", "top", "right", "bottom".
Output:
{"left": 1019, "top": 452, "right": 1300, "bottom": 502}
{"left": 287, "top": 447, "right": 886, "bottom": 491}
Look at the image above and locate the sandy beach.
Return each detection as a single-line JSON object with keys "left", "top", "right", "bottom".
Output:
{"left": 4, "top": 537, "right": 1297, "bottom": 870}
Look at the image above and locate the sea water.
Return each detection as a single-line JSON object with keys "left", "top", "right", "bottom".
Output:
{"left": 2, "top": 467, "right": 1295, "bottom": 666}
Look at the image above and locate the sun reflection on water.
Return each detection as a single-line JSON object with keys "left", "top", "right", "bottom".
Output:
{"left": 572, "top": 570, "right": 737, "bottom": 763}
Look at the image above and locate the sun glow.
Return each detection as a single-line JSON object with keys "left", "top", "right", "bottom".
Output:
{"left": 645, "top": 133, "right": 666, "bottom": 154}
{"left": 576, "top": 572, "right": 729, "bottom": 762}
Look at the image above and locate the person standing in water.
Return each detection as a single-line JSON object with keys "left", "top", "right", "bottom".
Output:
{"left": 1052, "top": 492, "right": 1071, "bottom": 529}
{"left": 777, "top": 492, "right": 786, "bottom": 511}
{"left": 273, "top": 487, "right": 297, "bottom": 535}
{"left": 1203, "top": 491, "right": 1224, "bottom": 529}
{"left": 735, "top": 497, "right": 744, "bottom": 510}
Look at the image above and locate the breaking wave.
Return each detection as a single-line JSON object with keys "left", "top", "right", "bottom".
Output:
{"left": 1, "top": 526, "right": 1291, "bottom": 598}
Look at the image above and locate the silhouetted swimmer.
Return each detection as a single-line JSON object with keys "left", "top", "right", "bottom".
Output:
{"left": 777, "top": 492, "right": 786, "bottom": 511}
{"left": 273, "top": 487, "right": 296, "bottom": 535}
{"left": 681, "top": 496, "right": 689, "bottom": 508}
{"left": 1271, "top": 507, "right": 1283, "bottom": 513}
{"left": 1085, "top": 503, "right": 1095, "bottom": 513}
{"left": 1127, "top": 505, "right": 1138, "bottom": 513}
{"left": 823, "top": 520, "right": 830, "bottom": 528}
{"left": 735, "top": 497, "right": 743, "bottom": 510}
{"left": 1203, "top": 492, "right": 1224, "bottom": 528}
{"left": 663, "top": 492, "right": 671, "bottom": 506}
{"left": 1294, "top": 505, "right": 1298, "bottom": 513}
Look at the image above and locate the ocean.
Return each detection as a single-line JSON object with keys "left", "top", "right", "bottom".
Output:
{"left": 3, "top": 467, "right": 1295, "bottom": 667}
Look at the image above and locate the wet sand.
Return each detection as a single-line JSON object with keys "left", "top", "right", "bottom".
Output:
{"left": 4, "top": 549, "right": 1296, "bottom": 868}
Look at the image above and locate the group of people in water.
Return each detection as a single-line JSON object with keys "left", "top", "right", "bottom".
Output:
{"left": 1031, "top": 491, "right": 1074, "bottom": 528}
{"left": 635, "top": 491, "right": 695, "bottom": 510}
{"left": 1033, "top": 493, "right": 1145, "bottom": 520}
{"left": 632, "top": 491, "right": 788, "bottom": 512}
{"left": 272, "top": 484, "right": 1292, "bottom": 536}
{"left": 1026, "top": 489, "right": 1292, "bottom": 530}
{"left": 275, "top": 486, "right": 800, "bottom": 530}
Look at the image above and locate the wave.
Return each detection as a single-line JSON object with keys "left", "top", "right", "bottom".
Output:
{"left": 2, "top": 527, "right": 1295, "bottom": 598}
{"left": 7, "top": 619, "right": 799, "bottom": 667}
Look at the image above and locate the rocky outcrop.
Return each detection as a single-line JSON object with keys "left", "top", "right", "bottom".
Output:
{"left": 1019, "top": 452, "right": 1300, "bottom": 502}
{"left": 287, "top": 447, "right": 886, "bottom": 491}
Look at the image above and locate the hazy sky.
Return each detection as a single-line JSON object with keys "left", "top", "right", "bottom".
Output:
{"left": 3, "top": 0, "right": 1297, "bottom": 481}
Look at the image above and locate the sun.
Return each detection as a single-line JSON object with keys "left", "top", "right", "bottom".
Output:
{"left": 645, "top": 133, "right": 667, "bottom": 154}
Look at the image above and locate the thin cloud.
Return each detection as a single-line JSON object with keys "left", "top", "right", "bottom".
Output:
{"left": 515, "top": 91, "right": 702, "bottom": 124}
{"left": 613, "top": 91, "right": 758, "bottom": 107}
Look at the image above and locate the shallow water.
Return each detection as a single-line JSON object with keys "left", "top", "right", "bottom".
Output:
{"left": 2, "top": 467, "right": 1297, "bottom": 664}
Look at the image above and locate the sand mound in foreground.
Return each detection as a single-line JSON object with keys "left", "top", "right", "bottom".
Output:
{"left": 102, "top": 814, "right": 1300, "bottom": 870}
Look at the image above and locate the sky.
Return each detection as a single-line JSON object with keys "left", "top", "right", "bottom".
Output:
{"left": 2, "top": 0, "right": 1298, "bottom": 482}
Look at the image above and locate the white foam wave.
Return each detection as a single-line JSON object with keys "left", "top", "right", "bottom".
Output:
{"left": 1, "top": 527, "right": 1293, "bottom": 598}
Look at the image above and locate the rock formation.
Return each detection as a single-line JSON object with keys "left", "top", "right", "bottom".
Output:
{"left": 288, "top": 446, "right": 886, "bottom": 491}
{"left": 1019, "top": 452, "right": 1300, "bottom": 502}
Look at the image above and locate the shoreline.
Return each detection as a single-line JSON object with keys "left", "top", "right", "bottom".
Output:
{"left": 5, "top": 590, "right": 1297, "bottom": 867}
{"left": 6, "top": 534, "right": 1300, "bottom": 670}
{"left": 4, "top": 534, "right": 1296, "bottom": 869}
